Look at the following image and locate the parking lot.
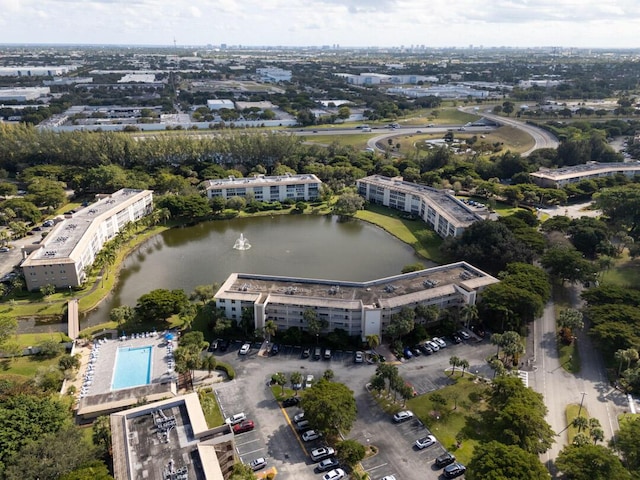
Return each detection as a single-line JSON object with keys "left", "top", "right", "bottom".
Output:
{"left": 211, "top": 335, "right": 489, "bottom": 479}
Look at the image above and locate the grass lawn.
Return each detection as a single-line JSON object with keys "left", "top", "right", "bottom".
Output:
{"left": 0, "top": 353, "right": 61, "bottom": 379}
{"left": 488, "top": 126, "right": 535, "bottom": 154}
{"left": 558, "top": 341, "right": 580, "bottom": 374}
{"left": 355, "top": 203, "right": 444, "bottom": 263}
{"left": 566, "top": 403, "right": 590, "bottom": 444}
{"left": 601, "top": 255, "right": 640, "bottom": 287}
{"left": 9, "top": 331, "right": 71, "bottom": 349}
{"left": 405, "top": 375, "right": 491, "bottom": 463}
{"left": 199, "top": 389, "right": 225, "bottom": 427}
{"left": 301, "top": 133, "right": 375, "bottom": 148}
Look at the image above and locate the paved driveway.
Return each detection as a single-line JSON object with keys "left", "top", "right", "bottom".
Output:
{"left": 207, "top": 337, "right": 493, "bottom": 480}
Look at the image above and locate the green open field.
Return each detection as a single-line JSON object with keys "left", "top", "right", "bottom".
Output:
{"left": 601, "top": 254, "right": 640, "bottom": 287}
{"left": 355, "top": 203, "right": 444, "bottom": 263}
{"left": 0, "top": 353, "right": 61, "bottom": 380}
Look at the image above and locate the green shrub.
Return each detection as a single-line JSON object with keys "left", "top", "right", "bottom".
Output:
{"left": 216, "top": 361, "right": 236, "bottom": 380}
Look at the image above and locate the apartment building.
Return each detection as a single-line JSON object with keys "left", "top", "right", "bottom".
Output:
{"left": 529, "top": 162, "right": 640, "bottom": 188}
{"left": 205, "top": 174, "right": 322, "bottom": 202}
{"left": 357, "top": 175, "right": 487, "bottom": 238}
{"left": 214, "top": 262, "right": 499, "bottom": 340}
{"left": 21, "top": 189, "right": 153, "bottom": 291}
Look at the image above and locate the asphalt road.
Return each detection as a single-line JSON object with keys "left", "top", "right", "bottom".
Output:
{"left": 531, "top": 285, "right": 627, "bottom": 475}
{"left": 209, "top": 337, "right": 494, "bottom": 480}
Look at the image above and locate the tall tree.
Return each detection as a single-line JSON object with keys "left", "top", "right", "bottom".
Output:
{"left": 302, "top": 379, "right": 357, "bottom": 437}
{"left": 557, "top": 444, "right": 631, "bottom": 480}
{"left": 466, "top": 441, "right": 549, "bottom": 480}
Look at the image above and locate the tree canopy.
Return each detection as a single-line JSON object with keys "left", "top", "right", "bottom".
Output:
{"left": 301, "top": 379, "right": 357, "bottom": 437}
{"left": 135, "top": 288, "right": 190, "bottom": 323}
{"left": 557, "top": 444, "right": 631, "bottom": 480}
{"left": 466, "top": 441, "right": 549, "bottom": 480}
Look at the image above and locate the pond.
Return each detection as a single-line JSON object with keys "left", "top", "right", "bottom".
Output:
{"left": 82, "top": 214, "right": 428, "bottom": 327}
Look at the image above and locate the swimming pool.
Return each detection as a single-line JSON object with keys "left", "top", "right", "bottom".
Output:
{"left": 112, "top": 346, "right": 152, "bottom": 390}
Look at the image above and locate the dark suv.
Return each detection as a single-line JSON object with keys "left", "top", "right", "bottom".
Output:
{"left": 443, "top": 462, "right": 466, "bottom": 478}
{"left": 435, "top": 452, "right": 456, "bottom": 468}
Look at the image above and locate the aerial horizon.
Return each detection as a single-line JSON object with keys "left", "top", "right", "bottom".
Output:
{"left": 1, "top": 0, "right": 640, "bottom": 50}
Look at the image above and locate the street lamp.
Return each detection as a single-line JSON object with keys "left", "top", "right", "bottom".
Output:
{"left": 577, "top": 392, "right": 587, "bottom": 417}
{"left": 316, "top": 333, "right": 319, "bottom": 345}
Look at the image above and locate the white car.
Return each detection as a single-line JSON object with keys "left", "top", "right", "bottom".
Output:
{"left": 305, "top": 374, "right": 314, "bottom": 389}
{"left": 296, "top": 420, "right": 310, "bottom": 431}
{"left": 415, "top": 434, "right": 437, "bottom": 449}
{"left": 310, "top": 446, "right": 335, "bottom": 462}
{"left": 354, "top": 351, "right": 364, "bottom": 363}
{"left": 302, "top": 429, "right": 322, "bottom": 442}
{"left": 380, "top": 476, "right": 397, "bottom": 480}
{"left": 393, "top": 410, "right": 414, "bottom": 423}
{"left": 458, "top": 330, "right": 471, "bottom": 340}
{"left": 293, "top": 412, "right": 305, "bottom": 423}
{"left": 249, "top": 457, "right": 267, "bottom": 471}
{"left": 322, "top": 468, "right": 346, "bottom": 480}
{"left": 433, "top": 337, "right": 447, "bottom": 348}
{"left": 239, "top": 343, "right": 251, "bottom": 355}
{"left": 226, "top": 412, "right": 246, "bottom": 425}
{"left": 426, "top": 340, "right": 440, "bottom": 352}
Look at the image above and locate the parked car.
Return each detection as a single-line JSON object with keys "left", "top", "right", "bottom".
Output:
{"left": 322, "top": 468, "right": 346, "bottom": 480}
{"left": 403, "top": 347, "right": 413, "bottom": 359}
{"left": 302, "top": 430, "right": 322, "bottom": 442}
{"left": 426, "top": 340, "right": 439, "bottom": 352}
{"left": 433, "top": 337, "right": 447, "bottom": 348}
{"left": 354, "top": 351, "right": 364, "bottom": 363}
{"left": 419, "top": 343, "right": 433, "bottom": 355}
{"left": 226, "top": 412, "right": 247, "bottom": 425}
{"left": 293, "top": 412, "right": 305, "bottom": 423}
{"left": 305, "top": 374, "right": 314, "bottom": 389}
{"left": 218, "top": 339, "right": 230, "bottom": 352}
{"left": 393, "top": 410, "right": 414, "bottom": 423}
{"left": 458, "top": 330, "right": 471, "bottom": 340}
{"left": 208, "top": 339, "right": 220, "bottom": 351}
{"left": 411, "top": 346, "right": 422, "bottom": 357}
{"left": 269, "top": 343, "right": 280, "bottom": 355}
{"left": 470, "top": 325, "right": 486, "bottom": 337}
{"left": 249, "top": 457, "right": 267, "bottom": 471}
{"left": 324, "top": 348, "right": 332, "bottom": 360}
{"left": 415, "top": 434, "right": 437, "bottom": 449}
{"left": 296, "top": 420, "right": 310, "bottom": 431}
{"left": 239, "top": 343, "right": 251, "bottom": 355}
{"left": 282, "top": 397, "right": 300, "bottom": 407}
{"left": 310, "top": 446, "right": 335, "bottom": 462}
{"left": 435, "top": 452, "right": 456, "bottom": 468}
{"left": 43, "top": 220, "right": 54, "bottom": 227}
{"left": 451, "top": 333, "right": 462, "bottom": 344}
{"left": 233, "top": 420, "right": 255, "bottom": 434}
{"left": 314, "top": 346, "right": 322, "bottom": 360}
{"left": 443, "top": 462, "right": 466, "bottom": 478}
{"left": 301, "top": 347, "right": 311, "bottom": 358}
{"left": 0, "top": 247, "right": 9, "bottom": 253}
{"left": 316, "top": 457, "right": 340, "bottom": 472}
{"left": 380, "top": 476, "right": 397, "bottom": 480}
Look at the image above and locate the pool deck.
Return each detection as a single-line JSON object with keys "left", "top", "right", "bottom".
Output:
{"left": 71, "top": 332, "right": 179, "bottom": 419}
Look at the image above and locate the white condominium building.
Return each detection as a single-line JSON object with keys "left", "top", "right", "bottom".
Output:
{"left": 214, "top": 262, "right": 499, "bottom": 340}
{"left": 21, "top": 189, "right": 153, "bottom": 291}
{"left": 529, "top": 162, "right": 640, "bottom": 188}
{"left": 357, "top": 175, "right": 488, "bottom": 238}
{"left": 205, "top": 174, "right": 322, "bottom": 202}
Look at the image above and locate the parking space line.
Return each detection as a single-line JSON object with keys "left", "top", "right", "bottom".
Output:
{"left": 281, "top": 406, "right": 310, "bottom": 456}
{"left": 236, "top": 438, "right": 261, "bottom": 447}
{"left": 241, "top": 447, "right": 266, "bottom": 456}
{"left": 366, "top": 463, "right": 388, "bottom": 471}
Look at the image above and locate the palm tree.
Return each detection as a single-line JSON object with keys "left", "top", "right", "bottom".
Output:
{"left": 449, "top": 356, "right": 461, "bottom": 375}
{"left": 202, "top": 355, "right": 217, "bottom": 377}
{"left": 264, "top": 320, "right": 277, "bottom": 343}
{"left": 459, "top": 358, "right": 470, "bottom": 377}
{"left": 573, "top": 415, "right": 589, "bottom": 433}
{"left": 323, "top": 369, "right": 334, "bottom": 381}
{"left": 460, "top": 304, "right": 479, "bottom": 329}
{"left": 290, "top": 371, "right": 302, "bottom": 390}
{"left": 615, "top": 349, "right": 626, "bottom": 376}
{"left": 272, "top": 372, "right": 287, "bottom": 394}
{"left": 590, "top": 427, "right": 605, "bottom": 445}
{"left": 366, "top": 334, "right": 380, "bottom": 351}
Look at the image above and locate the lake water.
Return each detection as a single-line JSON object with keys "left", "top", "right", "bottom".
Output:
{"left": 82, "top": 215, "right": 426, "bottom": 327}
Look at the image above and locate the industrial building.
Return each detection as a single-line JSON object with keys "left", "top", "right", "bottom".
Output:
{"left": 214, "top": 262, "right": 499, "bottom": 340}
{"left": 21, "top": 189, "right": 153, "bottom": 291}
{"left": 357, "top": 175, "right": 488, "bottom": 238}
{"left": 205, "top": 174, "right": 322, "bottom": 202}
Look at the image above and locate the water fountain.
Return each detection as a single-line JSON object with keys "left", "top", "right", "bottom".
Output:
{"left": 233, "top": 233, "right": 251, "bottom": 250}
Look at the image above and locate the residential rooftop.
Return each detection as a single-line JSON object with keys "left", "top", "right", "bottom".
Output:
{"left": 206, "top": 173, "right": 321, "bottom": 188}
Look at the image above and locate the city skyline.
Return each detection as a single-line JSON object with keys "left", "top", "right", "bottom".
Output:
{"left": 1, "top": 0, "right": 639, "bottom": 49}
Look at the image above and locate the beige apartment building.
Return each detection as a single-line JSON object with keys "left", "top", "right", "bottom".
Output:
{"left": 21, "top": 189, "right": 153, "bottom": 291}
{"left": 204, "top": 173, "right": 321, "bottom": 202}
{"left": 214, "top": 262, "right": 499, "bottom": 340}
{"left": 357, "top": 175, "right": 489, "bottom": 238}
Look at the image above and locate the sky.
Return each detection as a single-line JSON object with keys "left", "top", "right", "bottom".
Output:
{"left": 1, "top": 0, "right": 640, "bottom": 49}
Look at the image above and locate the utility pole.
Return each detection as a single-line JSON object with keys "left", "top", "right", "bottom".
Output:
{"left": 577, "top": 391, "right": 587, "bottom": 417}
